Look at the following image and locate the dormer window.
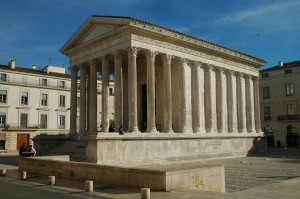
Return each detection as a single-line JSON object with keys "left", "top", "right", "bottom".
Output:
{"left": 261, "top": 73, "right": 269, "bottom": 78}
{"left": 284, "top": 69, "right": 292, "bottom": 74}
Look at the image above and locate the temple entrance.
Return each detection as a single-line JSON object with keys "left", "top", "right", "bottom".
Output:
{"left": 140, "top": 84, "right": 147, "bottom": 132}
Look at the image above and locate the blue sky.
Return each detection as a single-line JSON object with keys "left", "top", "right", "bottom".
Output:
{"left": 0, "top": 0, "right": 299, "bottom": 71}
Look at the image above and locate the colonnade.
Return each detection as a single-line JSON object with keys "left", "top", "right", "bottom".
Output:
{"left": 69, "top": 47, "right": 262, "bottom": 136}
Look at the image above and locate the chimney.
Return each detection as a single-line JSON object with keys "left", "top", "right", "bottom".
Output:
{"left": 8, "top": 59, "right": 16, "bottom": 69}
{"left": 278, "top": 61, "right": 283, "bottom": 67}
{"left": 32, "top": 65, "right": 37, "bottom": 70}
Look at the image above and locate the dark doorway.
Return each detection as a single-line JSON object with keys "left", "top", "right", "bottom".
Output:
{"left": 141, "top": 84, "right": 147, "bottom": 132}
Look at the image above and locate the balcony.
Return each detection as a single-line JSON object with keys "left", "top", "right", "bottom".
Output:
{"left": 0, "top": 77, "right": 70, "bottom": 89}
{"left": 277, "top": 114, "right": 300, "bottom": 121}
{"left": 0, "top": 123, "right": 40, "bottom": 130}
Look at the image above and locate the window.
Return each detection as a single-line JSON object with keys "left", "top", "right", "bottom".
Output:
{"left": 22, "top": 76, "right": 27, "bottom": 84}
{"left": 58, "top": 81, "right": 65, "bottom": 88}
{"left": 59, "top": 95, "right": 65, "bottom": 107}
{"left": 20, "top": 113, "right": 28, "bottom": 128}
{"left": 0, "top": 112, "right": 6, "bottom": 128}
{"left": 287, "top": 104, "right": 295, "bottom": 116}
{"left": 261, "top": 73, "right": 269, "bottom": 78}
{"left": 40, "top": 114, "right": 47, "bottom": 129}
{"left": 58, "top": 115, "right": 65, "bottom": 129}
{"left": 0, "top": 90, "right": 7, "bottom": 103}
{"left": 264, "top": 106, "right": 272, "bottom": 121}
{"left": 77, "top": 97, "right": 80, "bottom": 107}
{"left": 285, "top": 83, "right": 294, "bottom": 96}
{"left": 284, "top": 69, "right": 292, "bottom": 74}
{"left": 41, "top": 78, "right": 48, "bottom": 86}
{"left": 21, "top": 92, "right": 28, "bottom": 105}
{"left": 109, "top": 88, "right": 113, "bottom": 95}
{"left": 263, "top": 86, "right": 270, "bottom": 99}
{"left": 0, "top": 74, "right": 7, "bottom": 82}
{"left": 41, "top": 94, "right": 48, "bottom": 106}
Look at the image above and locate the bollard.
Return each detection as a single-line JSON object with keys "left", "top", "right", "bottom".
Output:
{"left": 85, "top": 180, "right": 93, "bottom": 192}
{"left": 141, "top": 188, "right": 150, "bottom": 199}
{"left": 0, "top": 169, "right": 6, "bottom": 176}
{"left": 21, "top": 171, "right": 27, "bottom": 180}
{"left": 48, "top": 176, "right": 55, "bottom": 185}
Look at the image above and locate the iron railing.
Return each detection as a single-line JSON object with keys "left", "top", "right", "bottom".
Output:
{"left": 277, "top": 114, "right": 300, "bottom": 121}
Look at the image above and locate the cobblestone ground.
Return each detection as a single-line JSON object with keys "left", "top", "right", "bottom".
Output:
{"left": 221, "top": 155, "right": 300, "bottom": 193}
{"left": 133, "top": 149, "right": 300, "bottom": 193}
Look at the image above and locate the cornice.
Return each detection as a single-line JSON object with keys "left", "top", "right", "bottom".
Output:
{"left": 129, "top": 20, "right": 266, "bottom": 68}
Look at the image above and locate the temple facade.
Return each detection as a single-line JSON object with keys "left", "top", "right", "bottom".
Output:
{"left": 60, "top": 16, "right": 267, "bottom": 164}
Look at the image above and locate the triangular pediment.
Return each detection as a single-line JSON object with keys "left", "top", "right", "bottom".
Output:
{"left": 60, "top": 16, "right": 131, "bottom": 54}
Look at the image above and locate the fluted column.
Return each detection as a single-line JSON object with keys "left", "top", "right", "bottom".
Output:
{"left": 114, "top": 52, "right": 123, "bottom": 131}
{"left": 179, "top": 58, "right": 193, "bottom": 134}
{"left": 245, "top": 75, "right": 255, "bottom": 133}
{"left": 69, "top": 66, "right": 79, "bottom": 136}
{"left": 204, "top": 65, "right": 217, "bottom": 134}
{"left": 146, "top": 50, "right": 158, "bottom": 133}
{"left": 127, "top": 47, "right": 139, "bottom": 133}
{"left": 216, "top": 68, "right": 228, "bottom": 133}
{"left": 101, "top": 57, "right": 109, "bottom": 132}
{"left": 88, "top": 60, "right": 98, "bottom": 134}
{"left": 226, "top": 70, "right": 238, "bottom": 133}
{"left": 236, "top": 73, "right": 247, "bottom": 134}
{"left": 192, "top": 62, "right": 206, "bottom": 134}
{"left": 86, "top": 68, "right": 90, "bottom": 131}
{"left": 163, "top": 55, "right": 173, "bottom": 133}
{"left": 253, "top": 76, "right": 263, "bottom": 134}
{"left": 79, "top": 64, "right": 87, "bottom": 134}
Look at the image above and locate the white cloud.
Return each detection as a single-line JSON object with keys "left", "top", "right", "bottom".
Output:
{"left": 215, "top": 0, "right": 300, "bottom": 32}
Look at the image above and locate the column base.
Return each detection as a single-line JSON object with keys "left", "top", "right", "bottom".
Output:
{"left": 161, "top": 129, "right": 174, "bottom": 134}
{"left": 238, "top": 129, "right": 248, "bottom": 134}
{"left": 146, "top": 128, "right": 159, "bottom": 133}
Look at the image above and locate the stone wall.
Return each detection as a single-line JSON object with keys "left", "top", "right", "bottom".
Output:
{"left": 85, "top": 135, "right": 267, "bottom": 164}
{"left": 19, "top": 155, "right": 225, "bottom": 192}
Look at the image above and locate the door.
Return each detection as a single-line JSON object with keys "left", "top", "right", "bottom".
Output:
{"left": 17, "top": 134, "right": 29, "bottom": 149}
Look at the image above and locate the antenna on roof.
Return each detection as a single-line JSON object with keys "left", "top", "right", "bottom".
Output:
{"left": 48, "top": 58, "right": 51, "bottom": 65}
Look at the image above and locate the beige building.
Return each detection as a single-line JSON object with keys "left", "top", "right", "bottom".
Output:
{"left": 260, "top": 60, "right": 300, "bottom": 147}
{"left": 61, "top": 16, "right": 267, "bottom": 164}
{"left": 0, "top": 60, "right": 114, "bottom": 150}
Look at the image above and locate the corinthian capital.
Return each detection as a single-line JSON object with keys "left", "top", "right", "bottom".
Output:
{"left": 145, "top": 50, "right": 158, "bottom": 61}
{"left": 127, "top": 47, "right": 139, "bottom": 56}
{"left": 163, "top": 54, "right": 174, "bottom": 65}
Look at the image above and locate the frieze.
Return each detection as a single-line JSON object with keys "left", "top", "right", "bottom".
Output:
{"left": 130, "top": 23, "right": 262, "bottom": 70}
{"left": 131, "top": 34, "right": 259, "bottom": 73}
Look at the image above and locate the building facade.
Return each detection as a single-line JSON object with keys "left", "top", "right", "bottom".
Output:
{"left": 0, "top": 60, "right": 114, "bottom": 150}
{"left": 61, "top": 16, "right": 267, "bottom": 164}
{"left": 260, "top": 60, "right": 300, "bottom": 147}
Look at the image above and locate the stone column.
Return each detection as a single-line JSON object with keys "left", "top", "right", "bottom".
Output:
{"left": 253, "top": 76, "right": 263, "bottom": 134}
{"left": 86, "top": 68, "right": 90, "bottom": 131}
{"left": 191, "top": 62, "right": 200, "bottom": 133}
{"left": 69, "top": 66, "right": 78, "bottom": 136}
{"left": 179, "top": 58, "right": 193, "bottom": 134}
{"left": 204, "top": 65, "right": 217, "bottom": 134}
{"left": 245, "top": 75, "right": 255, "bottom": 133}
{"left": 236, "top": 73, "right": 247, "bottom": 134}
{"left": 127, "top": 47, "right": 139, "bottom": 133}
{"left": 79, "top": 64, "right": 87, "bottom": 134}
{"left": 163, "top": 55, "right": 173, "bottom": 133}
{"left": 145, "top": 50, "right": 158, "bottom": 133}
{"left": 114, "top": 52, "right": 123, "bottom": 131}
{"left": 216, "top": 68, "right": 228, "bottom": 133}
{"left": 226, "top": 70, "right": 238, "bottom": 133}
{"left": 101, "top": 57, "right": 109, "bottom": 132}
{"left": 88, "top": 60, "right": 98, "bottom": 134}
